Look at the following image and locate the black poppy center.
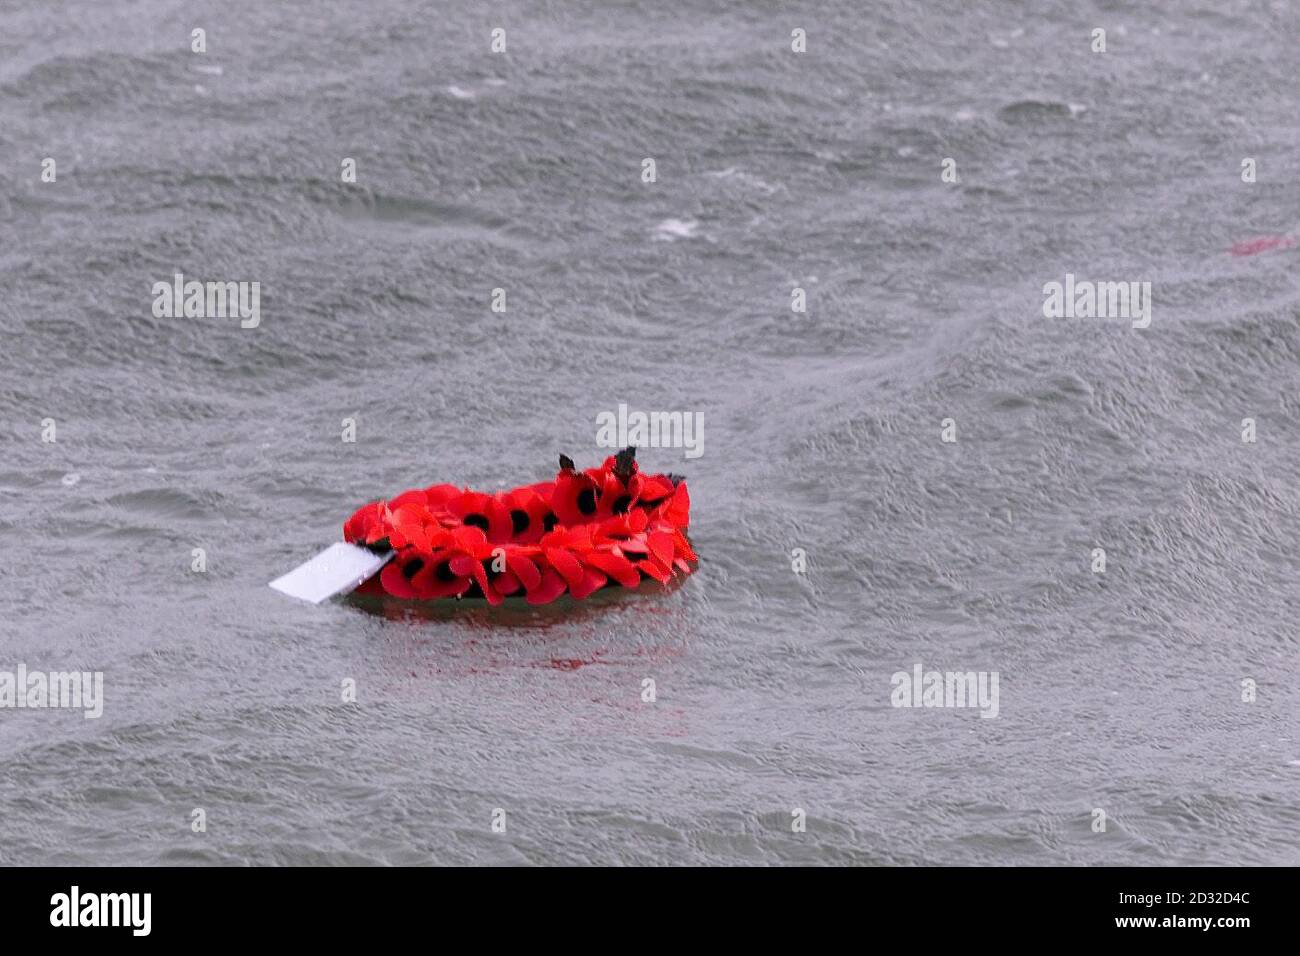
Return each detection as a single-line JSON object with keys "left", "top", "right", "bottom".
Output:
{"left": 510, "top": 509, "right": 530, "bottom": 535}
{"left": 463, "top": 513, "right": 490, "bottom": 532}
{"left": 610, "top": 495, "right": 631, "bottom": 515}
{"left": 577, "top": 488, "right": 597, "bottom": 515}
{"left": 543, "top": 512, "right": 558, "bottom": 532}
{"left": 402, "top": 558, "right": 424, "bottom": 580}
{"left": 435, "top": 561, "right": 456, "bottom": 582}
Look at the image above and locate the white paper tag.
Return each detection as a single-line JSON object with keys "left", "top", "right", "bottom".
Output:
{"left": 269, "top": 542, "right": 393, "bottom": 604}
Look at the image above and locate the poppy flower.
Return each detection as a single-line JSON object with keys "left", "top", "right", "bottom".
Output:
{"left": 386, "top": 503, "right": 437, "bottom": 551}
{"left": 421, "top": 484, "right": 462, "bottom": 510}
{"left": 343, "top": 501, "right": 386, "bottom": 546}
{"left": 449, "top": 554, "right": 502, "bottom": 605}
{"left": 499, "top": 486, "right": 552, "bottom": 544}
{"left": 444, "top": 491, "right": 514, "bottom": 543}
{"left": 380, "top": 553, "right": 442, "bottom": 600}
{"left": 592, "top": 468, "right": 636, "bottom": 520}
{"left": 551, "top": 465, "right": 602, "bottom": 526}
{"left": 409, "top": 551, "right": 476, "bottom": 599}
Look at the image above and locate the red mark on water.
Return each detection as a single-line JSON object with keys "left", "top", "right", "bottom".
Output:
{"left": 537, "top": 651, "right": 615, "bottom": 671}
{"left": 1229, "top": 236, "right": 1296, "bottom": 257}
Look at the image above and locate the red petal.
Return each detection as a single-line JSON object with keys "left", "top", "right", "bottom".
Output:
{"left": 484, "top": 496, "right": 514, "bottom": 544}
{"left": 663, "top": 482, "right": 690, "bottom": 527}
{"left": 648, "top": 531, "right": 675, "bottom": 567}
{"left": 636, "top": 559, "right": 671, "bottom": 584}
{"left": 380, "top": 561, "right": 421, "bottom": 599}
{"left": 507, "top": 553, "right": 542, "bottom": 592}
{"left": 674, "top": 529, "right": 697, "bottom": 562}
{"left": 451, "top": 525, "right": 490, "bottom": 556}
{"left": 638, "top": 475, "right": 674, "bottom": 502}
{"left": 620, "top": 533, "right": 650, "bottom": 555}
{"left": 344, "top": 502, "right": 384, "bottom": 543}
{"left": 389, "top": 489, "right": 428, "bottom": 511}
{"left": 492, "top": 570, "right": 521, "bottom": 597}
{"left": 526, "top": 567, "right": 568, "bottom": 605}
{"left": 545, "top": 547, "right": 586, "bottom": 590}
{"left": 423, "top": 484, "right": 461, "bottom": 508}
{"left": 415, "top": 566, "right": 473, "bottom": 598}
{"left": 450, "top": 555, "right": 498, "bottom": 604}
{"left": 448, "top": 555, "right": 479, "bottom": 577}
{"left": 582, "top": 551, "right": 641, "bottom": 588}
{"left": 569, "top": 566, "right": 607, "bottom": 599}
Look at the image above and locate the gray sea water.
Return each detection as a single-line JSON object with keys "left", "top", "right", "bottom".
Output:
{"left": 2, "top": 0, "right": 1299, "bottom": 866}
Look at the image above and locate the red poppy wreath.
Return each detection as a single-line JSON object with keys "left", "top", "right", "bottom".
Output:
{"left": 341, "top": 447, "right": 695, "bottom": 605}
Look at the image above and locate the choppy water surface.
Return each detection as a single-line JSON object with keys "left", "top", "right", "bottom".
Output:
{"left": 2, "top": 0, "right": 1299, "bottom": 865}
